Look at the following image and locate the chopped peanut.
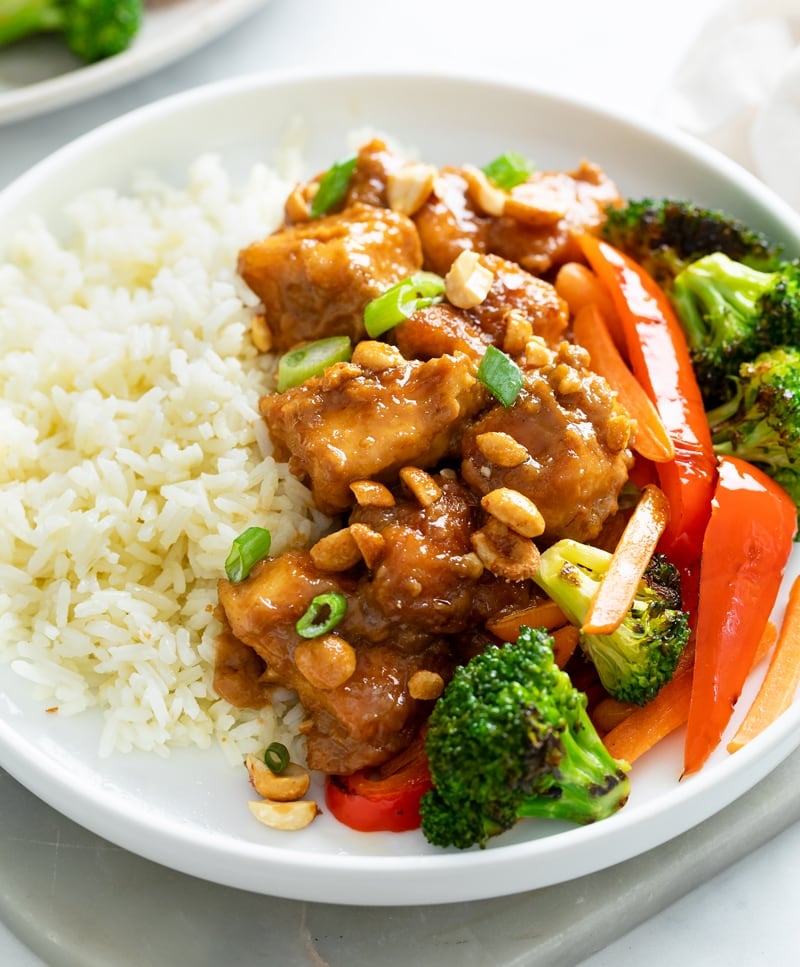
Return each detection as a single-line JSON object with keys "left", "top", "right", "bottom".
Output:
{"left": 461, "top": 164, "right": 507, "bottom": 217}
{"left": 481, "top": 487, "right": 546, "bottom": 538}
{"left": 349, "top": 522, "right": 386, "bottom": 569}
{"left": 387, "top": 162, "right": 438, "bottom": 216}
{"left": 400, "top": 466, "right": 442, "bottom": 507}
{"left": 248, "top": 799, "right": 319, "bottom": 831}
{"left": 445, "top": 250, "right": 495, "bottom": 309}
{"left": 504, "top": 179, "right": 570, "bottom": 226}
{"left": 350, "top": 479, "right": 396, "bottom": 507}
{"left": 294, "top": 634, "right": 357, "bottom": 690}
{"left": 250, "top": 313, "right": 272, "bottom": 352}
{"left": 476, "top": 431, "right": 529, "bottom": 468}
{"left": 408, "top": 670, "right": 445, "bottom": 701}
{"left": 502, "top": 309, "right": 533, "bottom": 357}
{"left": 524, "top": 336, "right": 553, "bottom": 368}
{"left": 471, "top": 517, "right": 540, "bottom": 581}
{"left": 245, "top": 754, "right": 311, "bottom": 802}
{"left": 310, "top": 527, "right": 362, "bottom": 572}
{"left": 351, "top": 340, "right": 405, "bottom": 372}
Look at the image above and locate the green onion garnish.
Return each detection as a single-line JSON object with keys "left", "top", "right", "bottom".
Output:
{"left": 224, "top": 526, "right": 272, "bottom": 583}
{"left": 276, "top": 335, "right": 352, "bottom": 392}
{"left": 477, "top": 345, "right": 524, "bottom": 408}
{"left": 363, "top": 272, "right": 445, "bottom": 338}
{"left": 295, "top": 592, "right": 347, "bottom": 639}
{"left": 264, "top": 741, "right": 290, "bottom": 773}
{"left": 481, "top": 152, "right": 535, "bottom": 191}
{"left": 309, "top": 156, "right": 357, "bottom": 218}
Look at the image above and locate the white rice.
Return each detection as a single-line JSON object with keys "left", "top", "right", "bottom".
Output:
{"left": 0, "top": 153, "right": 329, "bottom": 762}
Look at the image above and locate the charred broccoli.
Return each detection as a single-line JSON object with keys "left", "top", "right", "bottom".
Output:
{"left": 0, "top": 0, "right": 143, "bottom": 63}
{"left": 420, "top": 626, "right": 630, "bottom": 850}
{"left": 671, "top": 253, "right": 800, "bottom": 403}
{"left": 602, "top": 198, "right": 782, "bottom": 291}
{"left": 706, "top": 347, "right": 800, "bottom": 518}
{"left": 533, "top": 540, "right": 690, "bottom": 706}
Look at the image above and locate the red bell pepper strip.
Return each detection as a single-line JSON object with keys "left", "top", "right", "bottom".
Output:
{"left": 578, "top": 234, "right": 717, "bottom": 567}
{"left": 324, "top": 734, "right": 432, "bottom": 832}
{"left": 683, "top": 456, "right": 797, "bottom": 775}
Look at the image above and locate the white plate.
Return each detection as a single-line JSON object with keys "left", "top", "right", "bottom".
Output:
{"left": 1, "top": 70, "right": 800, "bottom": 907}
{"left": 0, "top": 0, "right": 272, "bottom": 125}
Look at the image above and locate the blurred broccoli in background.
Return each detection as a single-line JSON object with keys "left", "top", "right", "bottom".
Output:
{"left": 671, "top": 253, "right": 800, "bottom": 403}
{"left": 706, "top": 346, "right": 800, "bottom": 525}
{"left": 420, "top": 626, "right": 630, "bottom": 851}
{"left": 602, "top": 198, "right": 783, "bottom": 291}
{"left": 0, "top": 0, "right": 143, "bottom": 63}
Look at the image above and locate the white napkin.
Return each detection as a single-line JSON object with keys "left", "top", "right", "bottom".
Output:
{"left": 661, "top": 0, "right": 800, "bottom": 211}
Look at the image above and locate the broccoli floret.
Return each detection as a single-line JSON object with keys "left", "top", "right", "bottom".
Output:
{"left": 532, "top": 539, "right": 690, "bottom": 706}
{"left": 602, "top": 198, "right": 783, "bottom": 290}
{"left": 420, "top": 626, "right": 630, "bottom": 850}
{"left": 707, "top": 346, "right": 800, "bottom": 471}
{"left": 671, "top": 253, "right": 800, "bottom": 403}
{"left": 0, "top": 0, "right": 143, "bottom": 63}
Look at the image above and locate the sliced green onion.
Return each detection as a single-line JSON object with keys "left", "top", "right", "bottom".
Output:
{"left": 309, "top": 155, "right": 357, "bottom": 218}
{"left": 264, "top": 741, "right": 290, "bottom": 774}
{"left": 481, "top": 151, "right": 535, "bottom": 191}
{"left": 224, "top": 526, "right": 271, "bottom": 583}
{"left": 477, "top": 345, "right": 524, "bottom": 408}
{"left": 363, "top": 272, "right": 445, "bottom": 337}
{"left": 295, "top": 592, "right": 347, "bottom": 639}
{"left": 276, "top": 335, "right": 352, "bottom": 392}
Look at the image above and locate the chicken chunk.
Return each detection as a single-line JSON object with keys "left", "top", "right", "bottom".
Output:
{"left": 487, "top": 161, "right": 623, "bottom": 274}
{"left": 413, "top": 160, "right": 621, "bottom": 278}
{"left": 461, "top": 339, "right": 634, "bottom": 541}
{"left": 260, "top": 346, "right": 487, "bottom": 514}
{"left": 217, "top": 551, "right": 453, "bottom": 774}
{"left": 395, "top": 253, "right": 568, "bottom": 361}
{"left": 238, "top": 203, "right": 422, "bottom": 351}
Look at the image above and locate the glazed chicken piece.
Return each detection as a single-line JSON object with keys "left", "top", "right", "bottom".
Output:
{"left": 396, "top": 252, "right": 568, "bottom": 361}
{"left": 487, "top": 161, "right": 623, "bottom": 275}
{"left": 238, "top": 202, "right": 422, "bottom": 351}
{"left": 347, "top": 470, "right": 483, "bottom": 636}
{"left": 413, "top": 159, "right": 621, "bottom": 277}
{"left": 217, "top": 550, "right": 453, "bottom": 774}
{"left": 414, "top": 166, "right": 490, "bottom": 275}
{"left": 461, "top": 338, "right": 634, "bottom": 542}
{"left": 260, "top": 342, "right": 487, "bottom": 515}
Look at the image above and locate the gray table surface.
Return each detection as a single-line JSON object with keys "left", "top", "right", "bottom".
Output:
{"left": 3, "top": 1, "right": 800, "bottom": 964}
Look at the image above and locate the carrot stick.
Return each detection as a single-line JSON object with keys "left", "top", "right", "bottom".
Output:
{"left": 728, "top": 577, "right": 800, "bottom": 753}
{"left": 603, "top": 621, "right": 777, "bottom": 764}
{"left": 573, "top": 303, "right": 675, "bottom": 464}
{"left": 552, "top": 624, "right": 580, "bottom": 668}
{"left": 554, "top": 261, "right": 626, "bottom": 350}
{"left": 486, "top": 599, "right": 567, "bottom": 641}
{"left": 582, "top": 484, "right": 671, "bottom": 635}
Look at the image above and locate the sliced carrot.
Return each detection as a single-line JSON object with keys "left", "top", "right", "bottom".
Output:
{"left": 552, "top": 624, "right": 580, "bottom": 669}
{"left": 486, "top": 599, "right": 567, "bottom": 642}
{"left": 592, "top": 696, "right": 637, "bottom": 735}
{"left": 728, "top": 578, "right": 800, "bottom": 753}
{"left": 602, "top": 621, "right": 776, "bottom": 764}
{"left": 582, "top": 484, "right": 671, "bottom": 635}
{"left": 573, "top": 303, "right": 675, "bottom": 464}
{"left": 554, "top": 261, "right": 626, "bottom": 350}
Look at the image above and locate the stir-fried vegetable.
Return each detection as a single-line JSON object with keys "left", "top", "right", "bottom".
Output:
{"left": 476, "top": 345, "right": 523, "bottom": 407}
{"left": 363, "top": 272, "right": 445, "bottom": 337}
{"left": 224, "top": 527, "right": 271, "bottom": 583}
{"left": 310, "top": 156, "right": 357, "bottom": 218}
{"left": 276, "top": 335, "right": 352, "bottom": 392}
{"left": 684, "top": 456, "right": 797, "bottom": 774}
